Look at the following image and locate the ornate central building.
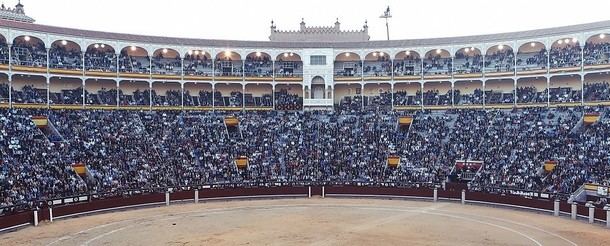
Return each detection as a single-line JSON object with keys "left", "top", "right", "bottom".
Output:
{"left": 269, "top": 19, "right": 369, "bottom": 42}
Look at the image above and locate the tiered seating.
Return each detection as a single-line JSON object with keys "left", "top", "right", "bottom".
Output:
{"left": 119, "top": 89, "right": 151, "bottom": 106}
{"left": 0, "top": 109, "right": 87, "bottom": 209}
{"left": 422, "top": 90, "right": 451, "bottom": 106}
{"left": 86, "top": 89, "right": 117, "bottom": 106}
{"left": 455, "top": 89, "right": 483, "bottom": 105}
{"left": 337, "top": 95, "right": 363, "bottom": 112}
{"left": 274, "top": 60, "right": 302, "bottom": 78}
{"left": 85, "top": 49, "right": 116, "bottom": 72}
{"left": 549, "top": 87, "right": 582, "bottom": 103}
{"left": 11, "top": 43, "right": 46, "bottom": 67}
{"left": 11, "top": 85, "right": 46, "bottom": 104}
{"left": 0, "top": 83, "right": 9, "bottom": 103}
{"left": 244, "top": 56, "right": 273, "bottom": 77}
{"left": 393, "top": 90, "right": 421, "bottom": 106}
{"left": 386, "top": 112, "right": 452, "bottom": 183}
{"left": 363, "top": 57, "right": 391, "bottom": 77}
{"left": 423, "top": 56, "right": 451, "bottom": 75}
{"left": 517, "top": 87, "right": 547, "bottom": 104}
{"left": 485, "top": 50, "right": 514, "bottom": 73}
{"left": 484, "top": 90, "right": 514, "bottom": 105}
{"left": 152, "top": 90, "right": 181, "bottom": 106}
{"left": 244, "top": 94, "right": 272, "bottom": 108}
{"left": 49, "top": 46, "right": 81, "bottom": 70}
{"left": 471, "top": 108, "right": 582, "bottom": 192}
{"left": 119, "top": 55, "right": 149, "bottom": 74}
{"left": 363, "top": 92, "right": 391, "bottom": 109}
{"left": 550, "top": 45, "right": 582, "bottom": 68}
{"left": 584, "top": 42, "right": 610, "bottom": 66}
{"left": 516, "top": 50, "right": 547, "bottom": 71}
{"left": 151, "top": 55, "right": 180, "bottom": 75}
{"left": 51, "top": 110, "right": 167, "bottom": 191}
{"left": 215, "top": 58, "right": 243, "bottom": 77}
{"left": 274, "top": 89, "right": 302, "bottom": 110}
{"left": 393, "top": 58, "right": 421, "bottom": 76}
{"left": 186, "top": 90, "right": 213, "bottom": 107}
{"left": 584, "top": 82, "right": 610, "bottom": 101}
{"left": 1, "top": 107, "right": 609, "bottom": 213}
{"left": 50, "top": 88, "right": 83, "bottom": 105}
{"left": 454, "top": 54, "right": 482, "bottom": 74}
{"left": 184, "top": 54, "right": 212, "bottom": 76}
{"left": 334, "top": 61, "right": 360, "bottom": 77}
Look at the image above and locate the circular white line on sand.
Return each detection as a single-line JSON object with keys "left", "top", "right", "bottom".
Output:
{"left": 70, "top": 204, "right": 549, "bottom": 246}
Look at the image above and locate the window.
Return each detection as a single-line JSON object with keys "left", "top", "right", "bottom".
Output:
{"left": 310, "top": 55, "right": 326, "bottom": 65}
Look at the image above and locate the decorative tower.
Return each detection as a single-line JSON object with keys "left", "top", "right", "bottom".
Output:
{"left": 270, "top": 19, "right": 370, "bottom": 42}
{"left": 0, "top": 0, "right": 35, "bottom": 23}
{"left": 270, "top": 20, "right": 276, "bottom": 32}
{"left": 14, "top": 0, "right": 24, "bottom": 14}
{"left": 300, "top": 18, "right": 306, "bottom": 31}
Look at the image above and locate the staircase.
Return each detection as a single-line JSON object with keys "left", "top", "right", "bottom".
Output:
{"left": 224, "top": 116, "right": 243, "bottom": 139}
{"left": 33, "top": 116, "right": 65, "bottom": 143}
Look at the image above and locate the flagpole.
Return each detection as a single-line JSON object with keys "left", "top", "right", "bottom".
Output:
{"left": 385, "top": 18, "right": 390, "bottom": 40}
{"left": 380, "top": 6, "right": 392, "bottom": 41}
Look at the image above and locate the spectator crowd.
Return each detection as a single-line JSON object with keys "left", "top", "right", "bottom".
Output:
{"left": 1, "top": 106, "right": 609, "bottom": 214}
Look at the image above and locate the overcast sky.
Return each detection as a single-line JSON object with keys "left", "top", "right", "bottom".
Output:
{"left": 15, "top": 0, "right": 610, "bottom": 41}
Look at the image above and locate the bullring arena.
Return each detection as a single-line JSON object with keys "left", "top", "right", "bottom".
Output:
{"left": 1, "top": 186, "right": 610, "bottom": 245}
{"left": 1, "top": 197, "right": 610, "bottom": 246}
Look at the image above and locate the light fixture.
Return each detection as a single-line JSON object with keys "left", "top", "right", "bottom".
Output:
{"left": 61, "top": 40, "right": 68, "bottom": 46}
{"left": 101, "top": 44, "right": 105, "bottom": 48}
{"left": 564, "top": 38, "right": 570, "bottom": 44}
{"left": 284, "top": 53, "right": 289, "bottom": 57}
{"left": 130, "top": 46, "right": 136, "bottom": 51}
{"left": 194, "top": 50, "right": 200, "bottom": 55}
{"left": 436, "top": 49, "right": 441, "bottom": 54}
{"left": 24, "top": 35, "right": 30, "bottom": 42}
{"left": 572, "top": 38, "right": 578, "bottom": 43}
{"left": 373, "top": 52, "right": 378, "bottom": 57}
{"left": 600, "top": 34, "right": 606, "bottom": 39}
{"left": 530, "top": 42, "right": 536, "bottom": 47}
{"left": 498, "top": 45, "right": 504, "bottom": 50}
{"left": 405, "top": 51, "right": 410, "bottom": 55}
{"left": 187, "top": 50, "right": 193, "bottom": 55}
{"left": 289, "top": 52, "right": 294, "bottom": 57}
{"left": 256, "top": 51, "right": 262, "bottom": 57}
{"left": 465, "top": 48, "right": 470, "bottom": 53}
{"left": 558, "top": 40, "right": 563, "bottom": 45}
{"left": 345, "top": 53, "right": 350, "bottom": 57}
{"left": 224, "top": 50, "right": 232, "bottom": 57}
{"left": 379, "top": 52, "right": 384, "bottom": 57}
{"left": 94, "top": 44, "right": 100, "bottom": 49}
{"left": 162, "top": 48, "right": 168, "bottom": 54}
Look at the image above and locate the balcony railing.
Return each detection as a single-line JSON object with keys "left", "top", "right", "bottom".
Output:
{"left": 303, "top": 99, "right": 333, "bottom": 106}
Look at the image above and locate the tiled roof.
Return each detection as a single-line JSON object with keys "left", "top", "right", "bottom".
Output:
{"left": 0, "top": 10, "right": 34, "bottom": 23}
{"left": 1, "top": 19, "right": 609, "bottom": 48}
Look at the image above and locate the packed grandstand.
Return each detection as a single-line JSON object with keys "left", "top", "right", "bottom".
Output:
{"left": 0, "top": 2, "right": 609, "bottom": 222}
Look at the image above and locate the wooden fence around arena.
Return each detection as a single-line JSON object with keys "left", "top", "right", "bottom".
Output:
{"left": 0, "top": 185, "right": 607, "bottom": 232}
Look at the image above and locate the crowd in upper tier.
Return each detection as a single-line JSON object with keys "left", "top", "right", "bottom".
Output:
{"left": 2, "top": 81, "right": 610, "bottom": 108}
{"left": 1, "top": 105, "right": 609, "bottom": 214}
{"left": 0, "top": 83, "right": 304, "bottom": 109}
{"left": 1, "top": 38, "right": 609, "bottom": 77}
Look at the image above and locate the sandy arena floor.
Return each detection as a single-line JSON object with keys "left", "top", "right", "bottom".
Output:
{"left": 0, "top": 198, "right": 608, "bottom": 245}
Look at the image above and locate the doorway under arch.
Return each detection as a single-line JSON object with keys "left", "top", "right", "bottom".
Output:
{"left": 311, "top": 76, "right": 325, "bottom": 99}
